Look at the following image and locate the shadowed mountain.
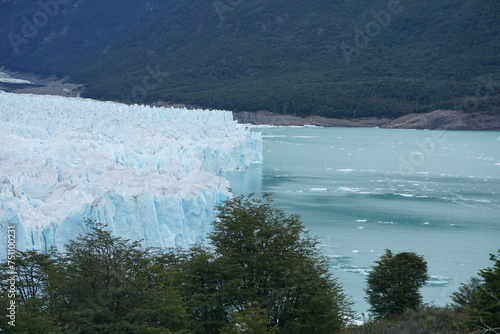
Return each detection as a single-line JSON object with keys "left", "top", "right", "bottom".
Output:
{"left": 1, "top": 0, "right": 499, "bottom": 118}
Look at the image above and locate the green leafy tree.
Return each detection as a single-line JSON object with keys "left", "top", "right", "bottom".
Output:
{"left": 220, "top": 302, "right": 279, "bottom": 334}
{"left": 158, "top": 245, "right": 229, "bottom": 334}
{"left": 0, "top": 250, "right": 63, "bottom": 333}
{"left": 450, "top": 277, "right": 482, "bottom": 308}
{"left": 209, "top": 194, "right": 353, "bottom": 333}
{"left": 1, "top": 221, "right": 191, "bottom": 333}
{"left": 53, "top": 219, "right": 190, "bottom": 333}
{"left": 366, "top": 249, "right": 429, "bottom": 320}
{"left": 467, "top": 249, "right": 500, "bottom": 332}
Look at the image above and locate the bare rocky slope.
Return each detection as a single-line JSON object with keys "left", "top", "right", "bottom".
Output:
{"left": 233, "top": 110, "right": 500, "bottom": 131}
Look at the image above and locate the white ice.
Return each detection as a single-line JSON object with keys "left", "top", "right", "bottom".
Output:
{"left": 0, "top": 72, "right": 33, "bottom": 85}
{"left": 0, "top": 92, "right": 262, "bottom": 257}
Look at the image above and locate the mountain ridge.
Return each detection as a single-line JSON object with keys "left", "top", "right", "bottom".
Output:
{"left": 1, "top": 0, "right": 499, "bottom": 118}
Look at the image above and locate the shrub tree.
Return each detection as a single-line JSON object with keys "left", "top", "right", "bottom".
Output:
{"left": 209, "top": 194, "right": 353, "bottom": 333}
{"left": 467, "top": 249, "right": 500, "bottom": 332}
{"left": 366, "top": 249, "right": 429, "bottom": 320}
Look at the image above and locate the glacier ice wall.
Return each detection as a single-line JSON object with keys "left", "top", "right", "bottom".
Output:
{"left": 0, "top": 92, "right": 262, "bottom": 257}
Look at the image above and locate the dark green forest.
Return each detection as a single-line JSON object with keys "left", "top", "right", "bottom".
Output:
{"left": 1, "top": 195, "right": 499, "bottom": 333}
{"left": 0, "top": 0, "right": 499, "bottom": 118}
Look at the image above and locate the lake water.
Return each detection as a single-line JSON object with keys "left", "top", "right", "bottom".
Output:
{"left": 221, "top": 126, "right": 500, "bottom": 314}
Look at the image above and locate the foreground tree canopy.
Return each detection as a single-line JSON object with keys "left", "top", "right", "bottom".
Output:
{"left": 365, "top": 249, "right": 429, "bottom": 320}
{"left": 209, "top": 194, "right": 353, "bottom": 333}
{"left": 0, "top": 221, "right": 190, "bottom": 333}
{"left": 0, "top": 194, "right": 353, "bottom": 333}
{"left": 3, "top": 195, "right": 496, "bottom": 333}
{"left": 347, "top": 249, "right": 500, "bottom": 333}
{"left": 466, "top": 249, "right": 500, "bottom": 332}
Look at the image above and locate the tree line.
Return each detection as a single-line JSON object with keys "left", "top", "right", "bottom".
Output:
{"left": 1, "top": 194, "right": 499, "bottom": 333}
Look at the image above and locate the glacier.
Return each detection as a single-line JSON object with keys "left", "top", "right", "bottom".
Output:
{"left": 0, "top": 71, "right": 33, "bottom": 85}
{"left": 0, "top": 92, "right": 262, "bottom": 257}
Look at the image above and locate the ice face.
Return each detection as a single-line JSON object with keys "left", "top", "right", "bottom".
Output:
{"left": 0, "top": 71, "right": 33, "bottom": 85}
{"left": 0, "top": 92, "right": 262, "bottom": 257}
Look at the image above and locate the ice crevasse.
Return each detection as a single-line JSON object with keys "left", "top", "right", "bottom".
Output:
{"left": 0, "top": 92, "right": 262, "bottom": 257}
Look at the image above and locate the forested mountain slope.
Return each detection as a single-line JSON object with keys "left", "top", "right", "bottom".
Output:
{"left": 1, "top": 0, "right": 498, "bottom": 118}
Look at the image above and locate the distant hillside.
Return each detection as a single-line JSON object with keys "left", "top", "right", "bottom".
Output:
{"left": 1, "top": 0, "right": 499, "bottom": 118}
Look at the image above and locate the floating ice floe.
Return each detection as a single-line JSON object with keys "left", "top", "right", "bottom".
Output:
{"left": 0, "top": 72, "right": 33, "bottom": 85}
{"left": 310, "top": 188, "right": 328, "bottom": 191}
{"left": 427, "top": 275, "right": 452, "bottom": 286}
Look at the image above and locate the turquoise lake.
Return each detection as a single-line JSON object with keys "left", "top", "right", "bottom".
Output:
{"left": 221, "top": 126, "right": 500, "bottom": 314}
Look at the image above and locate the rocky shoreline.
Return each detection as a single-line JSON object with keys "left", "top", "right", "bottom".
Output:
{"left": 233, "top": 109, "right": 500, "bottom": 131}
